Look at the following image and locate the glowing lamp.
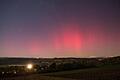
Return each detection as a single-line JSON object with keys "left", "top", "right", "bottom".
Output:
{"left": 27, "top": 64, "right": 33, "bottom": 70}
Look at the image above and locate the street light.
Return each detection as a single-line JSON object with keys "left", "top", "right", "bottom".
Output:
{"left": 26, "top": 64, "right": 33, "bottom": 70}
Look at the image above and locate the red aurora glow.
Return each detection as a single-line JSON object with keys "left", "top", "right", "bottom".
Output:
{"left": 53, "top": 24, "right": 82, "bottom": 52}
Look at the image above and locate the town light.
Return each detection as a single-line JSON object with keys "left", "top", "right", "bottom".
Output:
{"left": 27, "top": 64, "right": 33, "bottom": 70}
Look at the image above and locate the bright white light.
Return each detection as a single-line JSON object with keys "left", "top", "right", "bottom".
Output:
{"left": 27, "top": 64, "right": 33, "bottom": 70}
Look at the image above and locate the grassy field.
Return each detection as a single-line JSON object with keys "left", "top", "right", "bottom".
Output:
{"left": 4, "top": 75, "right": 77, "bottom": 80}
{"left": 43, "top": 65, "right": 120, "bottom": 80}
{"left": 2, "top": 65, "right": 120, "bottom": 80}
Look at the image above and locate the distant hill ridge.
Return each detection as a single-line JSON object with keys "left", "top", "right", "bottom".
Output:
{"left": 0, "top": 56, "right": 120, "bottom": 65}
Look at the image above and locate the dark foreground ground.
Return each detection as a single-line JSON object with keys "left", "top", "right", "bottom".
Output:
{"left": 2, "top": 65, "right": 120, "bottom": 80}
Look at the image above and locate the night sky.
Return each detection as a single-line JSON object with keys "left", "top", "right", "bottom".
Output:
{"left": 0, "top": 0, "right": 120, "bottom": 57}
